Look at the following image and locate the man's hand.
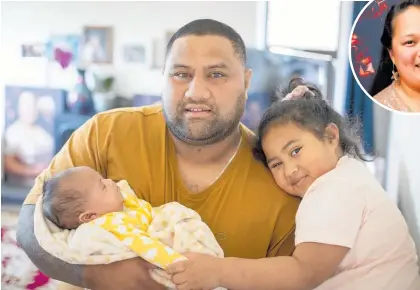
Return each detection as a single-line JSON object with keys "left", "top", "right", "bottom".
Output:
{"left": 83, "top": 257, "right": 166, "bottom": 290}
{"left": 166, "top": 253, "right": 223, "bottom": 290}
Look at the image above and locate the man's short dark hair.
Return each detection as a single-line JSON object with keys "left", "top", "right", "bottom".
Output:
{"left": 165, "top": 19, "right": 247, "bottom": 65}
{"left": 42, "top": 170, "right": 86, "bottom": 229}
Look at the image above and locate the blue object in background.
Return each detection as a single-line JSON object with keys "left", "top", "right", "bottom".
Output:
{"left": 345, "top": 1, "right": 374, "bottom": 154}
{"left": 67, "top": 68, "right": 95, "bottom": 115}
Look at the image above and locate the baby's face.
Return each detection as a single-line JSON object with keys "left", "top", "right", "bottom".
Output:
{"left": 71, "top": 167, "right": 124, "bottom": 220}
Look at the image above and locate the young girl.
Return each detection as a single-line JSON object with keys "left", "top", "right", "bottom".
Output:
{"left": 166, "top": 78, "right": 420, "bottom": 290}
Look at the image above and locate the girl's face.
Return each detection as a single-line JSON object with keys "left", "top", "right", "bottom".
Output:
{"left": 262, "top": 122, "right": 341, "bottom": 197}
{"left": 389, "top": 6, "right": 420, "bottom": 91}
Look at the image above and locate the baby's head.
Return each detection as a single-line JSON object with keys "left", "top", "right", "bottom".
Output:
{"left": 254, "top": 78, "right": 368, "bottom": 197}
{"left": 42, "top": 166, "right": 124, "bottom": 229}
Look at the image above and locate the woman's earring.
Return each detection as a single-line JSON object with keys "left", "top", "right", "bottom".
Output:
{"left": 392, "top": 63, "right": 399, "bottom": 83}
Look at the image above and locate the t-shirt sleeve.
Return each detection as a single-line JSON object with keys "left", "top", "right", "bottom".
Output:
{"left": 295, "top": 179, "right": 365, "bottom": 249}
{"left": 23, "top": 115, "right": 107, "bottom": 205}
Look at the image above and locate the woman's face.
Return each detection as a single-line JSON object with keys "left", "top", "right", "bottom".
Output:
{"left": 389, "top": 6, "right": 420, "bottom": 91}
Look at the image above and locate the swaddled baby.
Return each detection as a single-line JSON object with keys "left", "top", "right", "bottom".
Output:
{"left": 36, "top": 166, "right": 225, "bottom": 289}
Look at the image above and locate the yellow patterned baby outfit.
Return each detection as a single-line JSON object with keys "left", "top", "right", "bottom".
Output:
{"left": 34, "top": 180, "right": 225, "bottom": 289}
{"left": 91, "top": 181, "right": 186, "bottom": 269}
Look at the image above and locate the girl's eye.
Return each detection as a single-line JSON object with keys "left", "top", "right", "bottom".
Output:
{"left": 271, "top": 162, "right": 282, "bottom": 169}
{"left": 291, "top": 147, "right": 301, "bottom": 157}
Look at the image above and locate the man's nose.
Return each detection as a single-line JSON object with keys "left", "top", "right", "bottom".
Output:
{"left": 185, "top": 76, "right": 210, "bottom": 100}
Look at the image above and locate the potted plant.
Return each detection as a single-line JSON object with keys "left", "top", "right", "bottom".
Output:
{"left": 86, "top": 69, "right": 116, "bottom": 112}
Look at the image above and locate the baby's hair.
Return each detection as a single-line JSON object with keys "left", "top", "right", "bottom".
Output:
{"left": 42, "top": 169, "right": 87, "bottom": 230}
{"left": 253, "top": 78, "right": 372, "bottom": 166}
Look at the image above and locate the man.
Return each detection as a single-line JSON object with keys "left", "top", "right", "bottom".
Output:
{"left": 17, "top": 19, "right": 299, "bottom": 290}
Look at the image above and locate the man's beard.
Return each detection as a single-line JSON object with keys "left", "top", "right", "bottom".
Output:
{"left": 163, "top": 94, "right": 246, "bottom": 146}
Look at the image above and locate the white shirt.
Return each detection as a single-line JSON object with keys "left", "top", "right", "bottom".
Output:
{"left": 295, "top": 156, "right": 420, "bottom": 290}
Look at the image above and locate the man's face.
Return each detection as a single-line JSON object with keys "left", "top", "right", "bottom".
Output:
{"left": 162, "top": 35, "right": 252, "bottom": 145}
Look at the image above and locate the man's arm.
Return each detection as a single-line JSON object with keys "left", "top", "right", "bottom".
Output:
{"left": 16, "top": 114, "right": 166, "bottom": 290}
{"left": 17, "top": 207, "right": 165, "bottom": 290}
{"left": 17, "top": 116, "right": 105, "bottom": 286}
{"left": 17, "top": 205, "right": 85, "bottom": 286}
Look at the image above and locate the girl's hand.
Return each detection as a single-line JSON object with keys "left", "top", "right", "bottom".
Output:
{"left": 166, "top": 253, "right": 223, "bottom": 290}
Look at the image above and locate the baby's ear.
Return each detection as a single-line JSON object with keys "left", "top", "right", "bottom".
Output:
{"left": 79, "top": 211, "right": 97, "bottom": 223}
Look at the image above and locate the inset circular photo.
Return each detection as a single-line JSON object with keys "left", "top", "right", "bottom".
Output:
{"left": 349, "top": 0, "right": 420, "bottom": 114}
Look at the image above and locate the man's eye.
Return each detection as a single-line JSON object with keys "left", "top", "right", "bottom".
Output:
{"left": 172, "top": 72, "right": 190, "bottom": 79}
{"left": 209, "top": 72, "right": 225, "bottom": 78}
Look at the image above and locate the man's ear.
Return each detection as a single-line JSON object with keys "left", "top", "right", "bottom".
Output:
{"left": 79, "top": 211, "right": 98, "bottom": 223}
{"left": 244, "top": 68, "right": 252, "bottom": 90}
{"left": 324, "top": 123, "right": 340, "bottom": 145}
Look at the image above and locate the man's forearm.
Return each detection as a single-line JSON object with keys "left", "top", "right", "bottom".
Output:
{"left": 17, "top": 205, "right": 85, "bottom": 287}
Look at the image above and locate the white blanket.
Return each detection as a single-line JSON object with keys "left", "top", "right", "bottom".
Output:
{"left": 34, "top": 194, "right": 226, "bottom": 289}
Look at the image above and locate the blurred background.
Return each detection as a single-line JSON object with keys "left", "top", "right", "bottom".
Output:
{"left": 0, "top": 1, "right": 419, "bottom": 288}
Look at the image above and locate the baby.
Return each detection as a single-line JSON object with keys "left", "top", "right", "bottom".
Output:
{"left": 37, "top": 166, "right": 225, "bottom": 289}
{"left": 42, "top": 166, "right": 125, "bottom": 230}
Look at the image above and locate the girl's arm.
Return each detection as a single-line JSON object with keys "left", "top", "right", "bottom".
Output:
{"left": 167, "top": 242, "right": 349, "bottom": 290}
{"left": 219, "top": 242, "right": 349, "bottom": 290}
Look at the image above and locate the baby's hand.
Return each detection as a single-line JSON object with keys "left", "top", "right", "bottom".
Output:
{"left": 166, "top": 253, "right": 223, "bottom": 290}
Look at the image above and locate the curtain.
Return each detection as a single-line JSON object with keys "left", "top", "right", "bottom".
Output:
{"left": 345, "top": 1, "right": 374, "bottom": 153}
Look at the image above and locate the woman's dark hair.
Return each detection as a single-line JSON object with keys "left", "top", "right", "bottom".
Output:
{"left": 370, "top": 0, "right": 420, "bottom": 96}
{"left": 253, "top": 78, "right": 372, "bottom": 166}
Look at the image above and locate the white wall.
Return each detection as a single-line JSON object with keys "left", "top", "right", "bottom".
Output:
{"left": 385, "top": 114, "right": 420, "bottom": 267}
{"left": 1, "top": 1, "right": 259, "bottom": 97}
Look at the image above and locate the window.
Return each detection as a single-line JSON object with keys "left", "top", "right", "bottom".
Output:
{"left": 266, "top": 1, "right": 341, "bottom": 55}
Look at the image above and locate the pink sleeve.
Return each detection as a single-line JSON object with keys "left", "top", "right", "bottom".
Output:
{"left": 295, "top": 179, "right": 365, "bottom": 248}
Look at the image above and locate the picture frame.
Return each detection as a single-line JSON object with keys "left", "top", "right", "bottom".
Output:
{"left": 21, "top": 43, "right": 45, "bottom": 58}
{"left": 81, "top": 26, "right": 113, "bottom": 64}
{"left": 151, "top": 30, "right": 175, "bottom": 69}
{"left": 3, "top": 86, "right": 66, "bottom": 186}
{"left": 123, "top": 44, "right": 146, "bottom": 64}
{"left": 45, "top": 34, "right": 81, "bottom": 69}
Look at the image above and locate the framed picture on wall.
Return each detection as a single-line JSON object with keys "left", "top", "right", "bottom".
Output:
{"left": 81, "top": 26, "right": 113, "bottom": 64}
{"left": 123, "top": 45, "right": 146, "bottom": 64}
{"left": 46, "top": 34, "right": 82, "bottom": 69}
{"left": 3, "top": 86, "right": 66, "bottom": 186}
{"left": 151, "top": 30, "right": 176, "bottom": 69}
{"left": 21, "top": 43, "right": 45, "bottom": 58}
